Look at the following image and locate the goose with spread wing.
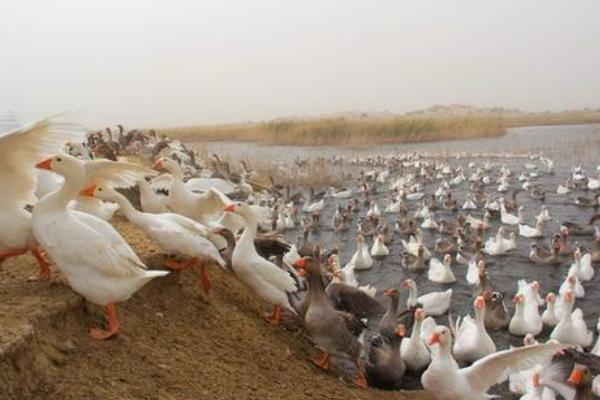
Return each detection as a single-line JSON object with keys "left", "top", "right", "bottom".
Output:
{"left": 31, "top": 154, "right": 168, "bottom": 339}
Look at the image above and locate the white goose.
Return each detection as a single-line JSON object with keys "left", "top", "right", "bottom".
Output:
{"left": 402, "top": 279, "right": 452, "bottom": 317}
{"left": 402, "top": 230, "right": 432, "bottom": 260}
{"left": 0, "top": 114, "right": 83, "bottom": 281}
{"left": 223, "top": 202, "right": 297, "bottom": 325}
{"left": 483, "top": 227, "right": 517, "bottom": 256}
{"left": 138, "top": 177, "right": 169, "bottom": 213}
{"left": 421, "top": 325, "right": 564, "bottom": 400}
{"left": 501, "top": 203, "right": 523, "bottom": 226}
{"left": 32, "top": 154, "right": 168, "bottom": 339}
{"left": 83, "top": 183, "right": 225, "bottom": 294}
{"left": 428, "top": 254, "right": 456, "bottom": 284}
{"left": 592, "top": 317, "right": 600, "bottom": 355}
{"left": 452, "top": 296, "right": 496, "bottom": 364}
{"left": 541, "top": 293, "right": 559, "bottom": 327}
{"left": 400, "top": 308, "right": 431, "bottom": 371}
{"left": 509, "top": 293, "right": 543, "bottom": 337}
{"left": 519, "top": 219, "right": 545, "bottom": 238}
{"left": 347, "top": 234, "right": 373, "bottom": 270}
{"left": 370, "top": 234, "right": 389, "bottom": 257}
{"left": 461, "top": 194, "right": 477, "bottom": 210}
{"left": 154, "top": 157, "right": 227, "bottom": 226}
{"left": 549, "top": 290, "right": 593, "bottom": 347}
{"left": 567, "top": 248, "right": 594, "bottom": 282}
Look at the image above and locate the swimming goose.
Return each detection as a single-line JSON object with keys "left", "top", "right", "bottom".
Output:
{"left": 402, "top": 229, "right": 432, "bottom": 260}
{"left": 0, "top": 114, "right": 83, "bottom": 281}
{"left": 542, "top": 293, "right": 560, "bottom": 328}
{"left": 224, "top": 202, "right": 297, "bottom": 325}
{"left": 562, "top": 214, "right": 600, "bottom": 236}
{"left": 401, "top": 246, "right": 427, "bottom": 271}
{"left": 550, "top": 290, "right": 593, "bottom": 347}
{"left": 428, "top": 254, "right": 456, "bottom": 284}
{"left": 83, "top": 183, "right": 225, "bottom": 294}
{"left": 501, "top": 202, "right": 523, "bottom": 226}
{"left": 32, "top": 154, "right": 168, "bottom": 339}
{"left": 482, "top": 291, "right": 510, "bottom": 330}
{"left": 421, "top": 325, "right": 564, "bottom": 400}
{"left": 568, "top": 248, "right": 594, "bottom": 282}
{"left": 400, "top": 308, "right": 431, "bottom": 371}
{"left": 451, "top": 296, "right": 496, "bottom": 364}
{"left": 402, "top": 279, "right": 452, "bottom": 317}
{"left": 293, "top": 257, "right": 368, "bottom": 389}
{"left": 484, "top": 226, "right": 517, "bottom": 256}
{"left": 347, "top": 234, "right": 373, "bottom": 270}
{"left": 509, "top": 293, "right": 543, "bottom": 337}
{"left": 370, "top": 234, "right": 389, "bottom": 257}
{"left": 519, "top": 219, "right": 545, "bottom": 238}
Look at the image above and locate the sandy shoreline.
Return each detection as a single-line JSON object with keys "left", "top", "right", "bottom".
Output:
{"left": 0, "top": 217, "right": 433, "bottom": 400}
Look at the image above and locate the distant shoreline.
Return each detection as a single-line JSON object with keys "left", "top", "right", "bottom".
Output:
{"left": 159, "top": 110, "right": 600, "bottom": 146}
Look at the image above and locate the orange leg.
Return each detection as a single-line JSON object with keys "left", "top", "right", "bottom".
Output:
{"left": 28, "top": 247, "right": 51, "bottom": 282}
{"left": 196, "top": 260, "right": 212, "bottom": 294}
{"left": 90, "top": 303, "right": 120, "bottom": 340}
{"left": 270, "top": 304, "right": 282, "bottom": 326}
{"left": 355, "top": 363, "right": 368, "bottom": 389}
{"left": 164, "top": 257, "right": 194, "bottom": 271}
{"left": 312, "top": 351, "right": 331, "bottom": 370}
{"left": 0, "top": 247, "right": 28, "bottom": 264}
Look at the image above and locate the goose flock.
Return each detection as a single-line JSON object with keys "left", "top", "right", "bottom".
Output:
{"left": 2, "top": 111, "right": 600, "bottom": 399}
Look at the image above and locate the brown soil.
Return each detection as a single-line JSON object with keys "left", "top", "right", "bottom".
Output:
{"left": 0, "top": 217, "right": 433, "bottom": 400}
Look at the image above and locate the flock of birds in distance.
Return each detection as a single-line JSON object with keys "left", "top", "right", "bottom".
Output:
{"left": 2, "top": 112, "right": 600, "bottom": 399}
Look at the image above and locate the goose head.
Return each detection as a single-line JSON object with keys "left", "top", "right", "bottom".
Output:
{"left": 414, "top": 308, "right": 424, "bottom": 322}
{"left": 153, "top": 157, "right": 181, "bottom": 175}
{"left": 79, "top": 183, "right": 116, "bottom": 201}
{"left": 474, "top": 295, "right": 486, "bottom": 312}
{"left": 568, "top": 363, "right": 591, "bottom": 387}
{"left": 428, "top": 325, "right": 452, "bottom": 348}
{"left": 443, "top": 254, "right": 452, "bottom": 267}
{"left": 562, "top": 290, "right": 574, "bottom": 305}
{"left": 383, "top": 288, "right": 399, "bottom": 300}
{"left": 512, "top": 293, "right": 525, "bottom": 306}
{"left": 545, "top": 292, "right": 556, "bottom": 305}
{"left": 223, "top": 202, "right": 254, "bottom": 221}
{"left": 35, "top": 153, "right": 82, "bottom": 178}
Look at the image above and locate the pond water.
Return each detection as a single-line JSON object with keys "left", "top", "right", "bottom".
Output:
{"left": 189, "top": 124, "right": 600, "bottom": 397}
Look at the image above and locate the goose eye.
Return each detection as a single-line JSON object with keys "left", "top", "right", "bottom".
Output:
{"left": 98, "top": 188, "right": 102, "bottom": 191}
{"left": 56, "top": 157, "right": 62, "bottom": 162}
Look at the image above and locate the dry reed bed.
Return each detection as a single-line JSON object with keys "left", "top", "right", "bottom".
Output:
{"left": 161, "top": 116, "right": 504, "bottom": 146}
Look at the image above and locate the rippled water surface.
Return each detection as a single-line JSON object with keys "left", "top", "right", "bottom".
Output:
{"left": 191, "top": 124, "right": 600, "bottom": 397}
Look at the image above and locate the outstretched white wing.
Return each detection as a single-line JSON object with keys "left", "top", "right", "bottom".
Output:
{"left": 462, "top": 343, "right": 565, "bottom": 394}
{"left": 0, "top": 113, "right": 85, "bottom": 207}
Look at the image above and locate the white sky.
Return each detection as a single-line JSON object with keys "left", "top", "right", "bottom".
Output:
{"left": 1, "top": 0, "right": 600, "bottom": 128}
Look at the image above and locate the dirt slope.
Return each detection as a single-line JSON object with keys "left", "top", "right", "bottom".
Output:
{"left": 0, "top": 217, "right": 433, "bottom": 400}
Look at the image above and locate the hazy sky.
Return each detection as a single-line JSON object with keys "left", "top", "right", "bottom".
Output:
{"left": 1, "top": 0, "right": 600, "bottom": 128}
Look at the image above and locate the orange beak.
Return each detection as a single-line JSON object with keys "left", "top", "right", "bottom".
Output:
{"left": 475, "top": 296, "right": 485, "bottom": 310}
{"left": 395, "top": 324, "right": 407, "bottom": 337}
{"left": 428, "top": 333, "right": 440, "bottom": 346}
{"left": 532, "top": 372, "right": 540, "bottom": 388}
{"left": 223, "top": 204, "right": 236, "bottom": 212}
{"left": 35, "top": 158, "right": 53, "bottom": 170}
{"left": 293, "top": 257, "right": 307, "bottom": 269}
{"left": 568, "top": 368, "right": 583, "bottom": 385}
{"left": 153, "top": 159, "right": 164, "bottom": 170}
{"left": 79, "top": 185, "right": 96, "bottom": 197}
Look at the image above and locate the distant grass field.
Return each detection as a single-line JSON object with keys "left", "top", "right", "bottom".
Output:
{"left": 160, "top": 116, "right": 504, "bottom": 145}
